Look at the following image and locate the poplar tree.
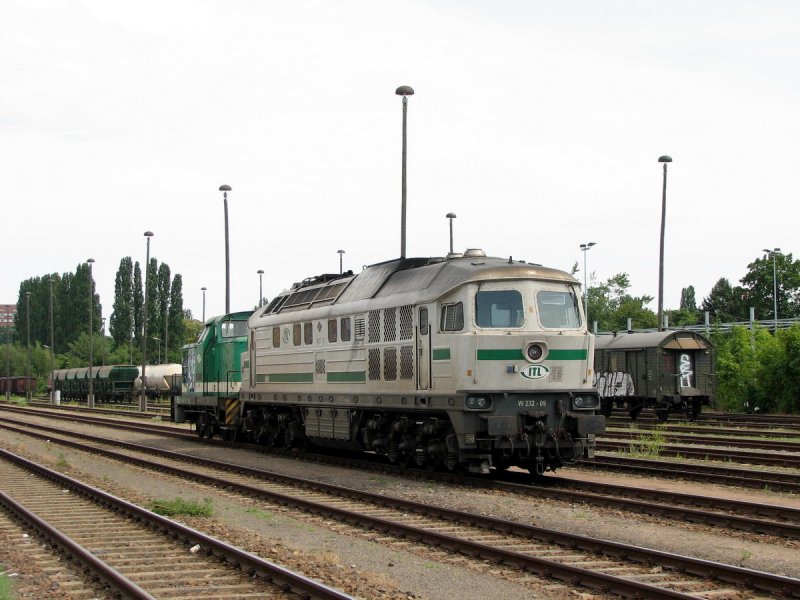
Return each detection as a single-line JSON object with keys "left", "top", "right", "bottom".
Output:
{"left": 110, "top": 257, "right": 134, "bottom": 347}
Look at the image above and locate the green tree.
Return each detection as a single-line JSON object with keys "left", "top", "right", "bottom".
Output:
{"left": 157, "top": 262, "right": 171, "bottom": 361}
{"left": 167, "top": 274, "right": 185, "bottom": 362}
{"left": 145, "top": 258, "right": 159, "bottom": 356}
{"left": 588, "top": 273, "right": 657, "bottom": 331}
{"left": 110, "top": 257, "right": 134, "bottom": 347}
{"left": 133, "top": 261, "right": 144, "bottom": 345}
{"left": 701, "top": 278, "right": 747, "bottom": 323}
{"left": 680, "top": 286, "right": 697, "bottom": 312}
{"left": 740, "top": 252, "right": 800, "bottom": 321}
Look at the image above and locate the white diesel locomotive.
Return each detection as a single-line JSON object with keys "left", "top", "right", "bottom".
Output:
{"left": 238, "top": 249, "right": 605, "bottom": 476}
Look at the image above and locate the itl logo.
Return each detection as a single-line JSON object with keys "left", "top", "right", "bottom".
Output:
{"left": 521, "top": 364, "right": 550, "bottom": 380}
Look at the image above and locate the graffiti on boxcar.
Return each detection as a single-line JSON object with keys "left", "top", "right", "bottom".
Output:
{"left": 679, "top": 353, "right": 694, "bottom": 388}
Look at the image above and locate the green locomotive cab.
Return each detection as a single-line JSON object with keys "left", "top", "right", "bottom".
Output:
{"left": 174, "top": 311, "right": 252, "bottom": 438}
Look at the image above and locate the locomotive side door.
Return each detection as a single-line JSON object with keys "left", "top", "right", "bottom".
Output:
{"left": 416, "top": 306, "right": 431, "bottom": 390}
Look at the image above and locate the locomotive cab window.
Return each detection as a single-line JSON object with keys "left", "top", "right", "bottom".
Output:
{"left": 303, "top": 322, "right": 313, "bottom": 345}
{"left": 221, "top": 320, "right": 247, "bottom": 338}
{"left": 537, "top": 290, "right": 582, "bottom": 328}
{"left": 475, "top": 290, "right": 524, "bottom": 328}
{"left": 293, "top": 323, "right": 302, "bottom": 346}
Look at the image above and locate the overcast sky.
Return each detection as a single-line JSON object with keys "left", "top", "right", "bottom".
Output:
{"left": 2, "top": 0, "right": 798, "bottom": 326}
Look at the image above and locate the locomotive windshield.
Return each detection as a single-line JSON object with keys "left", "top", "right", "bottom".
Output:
{"left": 220, "top": 320, "right": 248, "bottom": 338}
{"left": 475, "top": 290, "right": 524, "bottom": 328}
{"left": 537, "top": 289, "right": 582, "bottom": 328}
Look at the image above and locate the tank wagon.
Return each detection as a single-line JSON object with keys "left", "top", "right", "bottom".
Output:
{"left": 594, "top": 330, "right": 715, "bottom": 421}
{"left": 134, "top": 363, "right": 183, "bottom": 400}
{"left": 51, "top": 365, "right": 139, "bottom": 402}
{"left": 0, "top": 376, "right": 36, "bottom": 396}
{"left": 207, "top": 250, "right": 602, "bottom": 476}
{"left": 174, "top": 312, "right": 251, "bottom": 437}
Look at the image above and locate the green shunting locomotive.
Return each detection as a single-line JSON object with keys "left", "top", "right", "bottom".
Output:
{"left": 174, "top": 311, "right": 252, "bottom": 438}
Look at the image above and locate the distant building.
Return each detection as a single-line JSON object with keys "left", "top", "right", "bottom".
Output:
{"left": 0, "top": 304, "right": 16, "bottom": 328}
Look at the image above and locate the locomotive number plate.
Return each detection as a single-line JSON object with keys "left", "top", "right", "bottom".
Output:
{"left": 517, "top": 399, "right": 548, "bottom": 408}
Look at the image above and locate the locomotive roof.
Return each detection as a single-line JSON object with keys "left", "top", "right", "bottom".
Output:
{"left": 595, "top": 330, "right": 712, "bottom": 351}
{"left": 259, "top": 254, "right": 578, "bottom": 318}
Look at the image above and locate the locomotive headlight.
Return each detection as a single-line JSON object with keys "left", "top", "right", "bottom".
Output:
{"left": 572, "top": 395, "right": 599, "bottom": 410}
{"left": 466, "top": 396, "right": 491, "bottom": 410}
{"left": 525, "top": 343, "right": 544, "bottom": 362}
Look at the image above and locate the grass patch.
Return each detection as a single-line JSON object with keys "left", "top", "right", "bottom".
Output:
{"left": 627, "top": 423, "right": 668, "bottom": 457}
{"left": 149, "top": 497, "right": 213, "bottom": 517}
{"left": 244, "top": 507, "right": 276, "bottom": 522}
{"left": 55, "top": 453, "right": 69, "bottom": 468}
{"left": 0, "top": 566, "right": 14, "bottom": 600}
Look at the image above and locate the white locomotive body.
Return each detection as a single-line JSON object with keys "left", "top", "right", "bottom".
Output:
{"left": 240, "top": 251, "right": 605, "bottom": 475}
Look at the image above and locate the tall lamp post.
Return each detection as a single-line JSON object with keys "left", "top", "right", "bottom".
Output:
{"left": 48, "top": 276, "right": 55, "bottom": 401}
{"left": 657, "top": 155, "right": 672, "bottom": 331}
{"left": 219, "top": 185, "right": 232, "bottom": 313}
{"left": 4, "top": 305, "right": 10, "bottom": 400}
{"left": 141, "top": 231, "right": 154, "bottom": 411}
{"left": 337, "top": 250, "right": 345, "bottom": 275}
{"left": 87, "top": 258, "right": 95, "bottom": 407}
{"left": 396, "top": 85, "right": 414, "bottom": 259}
{"left": 25, "top": 291, "right": 31, "bottom": 401}
{"left": 579, "top": 242, "right": 596, "bottom": 323}
{"left": 446, "top": 213, "right": 457, "bottom": 254}
{"left": 257, "top": 270, "right": 264, "bottom": 307}
{"left": 201, "top": 287, "right": 207, "bottom": 322}
{"left": 763, "top": 248, "right": 782, "bottom": 331}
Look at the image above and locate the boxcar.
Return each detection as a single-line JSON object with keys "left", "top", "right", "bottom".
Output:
{"left": 594, "top": 330, "right": 715, "bottom": 421}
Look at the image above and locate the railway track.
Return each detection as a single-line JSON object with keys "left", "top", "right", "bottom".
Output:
{"left": 584, "top": 455, "right": 800, "bottom": 493}
{"left": 4, "top": 402, "right": 800, "bottom": 496}
{"left": 608, "top": 421, "right": 800, "bottom": 440}
{"left": 4, "top": 414, "right": 800, "bottom": 542}
{"left": 597, "top": 439, "right": 800, "bottom": 468}
{"left": 3, "top": 415, "right": 800, "bottom": 598}
{"left": 0, "top": 447, "right": 353, "bottom": 600}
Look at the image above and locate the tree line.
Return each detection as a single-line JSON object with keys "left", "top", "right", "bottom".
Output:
{"left": 3, "top": 257, "right": 201, "bottom": 390}
{"left": 584, "top": 251, "right": 800, "bottom": 332}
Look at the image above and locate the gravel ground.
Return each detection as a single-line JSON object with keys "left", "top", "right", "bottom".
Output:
{"left": 2, "top": 411, "right": 800, "bottom": 599}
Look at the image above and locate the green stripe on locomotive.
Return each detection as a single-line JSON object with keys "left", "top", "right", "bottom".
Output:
{"left": 181, "top": 311, "right": 252, "bottom": 399}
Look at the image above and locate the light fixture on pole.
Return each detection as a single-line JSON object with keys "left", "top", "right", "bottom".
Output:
{"left": 396, "top": 85, "right": 414, "bottom": 259}
{"left": 579, "top": 242, "right": 596, "bottom": 323}
{"left": 657, "top": 155, "right": 673, "bottom": 332}
{"left": 337, "top": 250, "right": 345, "bottom": 275}
{"left": 201, "top": 287, "right": 207, "bottom": 322}
{"left": 762, "top": 247, "right": 782, "bottom": 331}
{"left": 87, "top": 258, "right": 95, "bottom": 407}
{"left": 25, "top": 291, "right": 31, "bottom": 401}
{"left": 140, "top": 231, "right": 154, "bottom": 411}
{"left": 446, "top": 213, "right": 457, "bottom": 255}
{"left": 219, "top": 184, "right": 232, "bottom": 313}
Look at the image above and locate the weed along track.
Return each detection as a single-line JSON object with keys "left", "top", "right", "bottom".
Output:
{"left": 3, "top": 417, "right": 800, "bottom": 598}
